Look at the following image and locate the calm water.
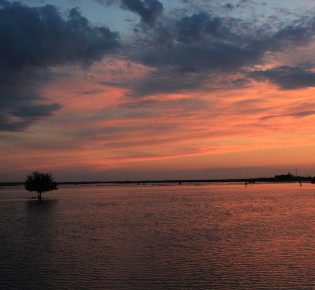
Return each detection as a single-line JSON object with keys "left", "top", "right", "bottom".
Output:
{"left": 0, "top": 183, "right": 314, "bottom": 289}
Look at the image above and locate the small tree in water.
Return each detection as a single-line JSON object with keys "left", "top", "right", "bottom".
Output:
{"left": 24, "top": 171, "right": 58, "bottom": 200}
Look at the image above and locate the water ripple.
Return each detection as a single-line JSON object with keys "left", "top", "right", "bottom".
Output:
{"left": 0, "top": 183, "right": 314, "bottom": 289}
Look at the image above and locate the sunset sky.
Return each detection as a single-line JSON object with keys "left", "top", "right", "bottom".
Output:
{"left": 1, "top": 0, "right": 315, "bottom": 181}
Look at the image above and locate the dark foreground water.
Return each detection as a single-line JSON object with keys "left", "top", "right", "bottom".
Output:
{"left": 0, "top": 183, "right": 314, "bottom": 289}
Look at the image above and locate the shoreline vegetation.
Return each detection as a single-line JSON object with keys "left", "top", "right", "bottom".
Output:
{"left": 1, "top": 173, "right": 315, "bottom": 187}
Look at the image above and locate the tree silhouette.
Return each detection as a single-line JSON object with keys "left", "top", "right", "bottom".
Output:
{"left": 24, "top": 171, "right": 58, "bottom": 200}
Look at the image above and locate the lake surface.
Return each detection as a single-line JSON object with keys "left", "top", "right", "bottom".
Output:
{"left": 0, "top": 183, "right": 314, "bottom": 289}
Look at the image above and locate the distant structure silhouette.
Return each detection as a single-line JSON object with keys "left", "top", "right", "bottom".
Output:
{"left": 274, "top": 172, "right": 295, "bottom": 181}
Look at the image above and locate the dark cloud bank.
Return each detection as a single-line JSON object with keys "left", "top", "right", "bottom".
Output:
{"left": 0, "top": 0, "right": 119, "bottom": 131}
{"left": 249, "top": 65, "right": 315, "bottom": 90}
{"left": 124, "top": 11, "right": 315, "bottom": 96}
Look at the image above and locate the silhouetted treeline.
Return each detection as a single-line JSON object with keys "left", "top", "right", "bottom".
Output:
{"left": 1, "top": 173, "right": 315, "bottom": 187}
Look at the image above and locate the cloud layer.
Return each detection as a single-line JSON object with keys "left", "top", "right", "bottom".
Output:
{"left": 117, "top": 10, "right": 315, "bottom": 96}
{"left": 1, "top": 0, "right": 315, "bottom": 180}
{"left": 0, "top": 1, "right": 119, "bottom": 131}
{"left": 2, "top": 1, "right": 314, "bottom": 131}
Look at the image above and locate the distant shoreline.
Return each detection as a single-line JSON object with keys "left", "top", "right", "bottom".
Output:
{"left": 1, "top": 174, "right": 314, "bottom": 187}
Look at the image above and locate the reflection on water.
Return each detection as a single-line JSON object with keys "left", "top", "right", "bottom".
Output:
{"left": 0, "top": 183, "right": 314, "bottom": 289}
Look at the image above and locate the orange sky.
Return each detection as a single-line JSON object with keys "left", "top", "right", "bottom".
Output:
{"left": 0, "top": 0, "right": 315, "bottom": 181}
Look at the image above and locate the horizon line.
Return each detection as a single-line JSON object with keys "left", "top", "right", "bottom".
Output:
{"left": 1, "top": 174, "right": 314, "bottom": 186}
